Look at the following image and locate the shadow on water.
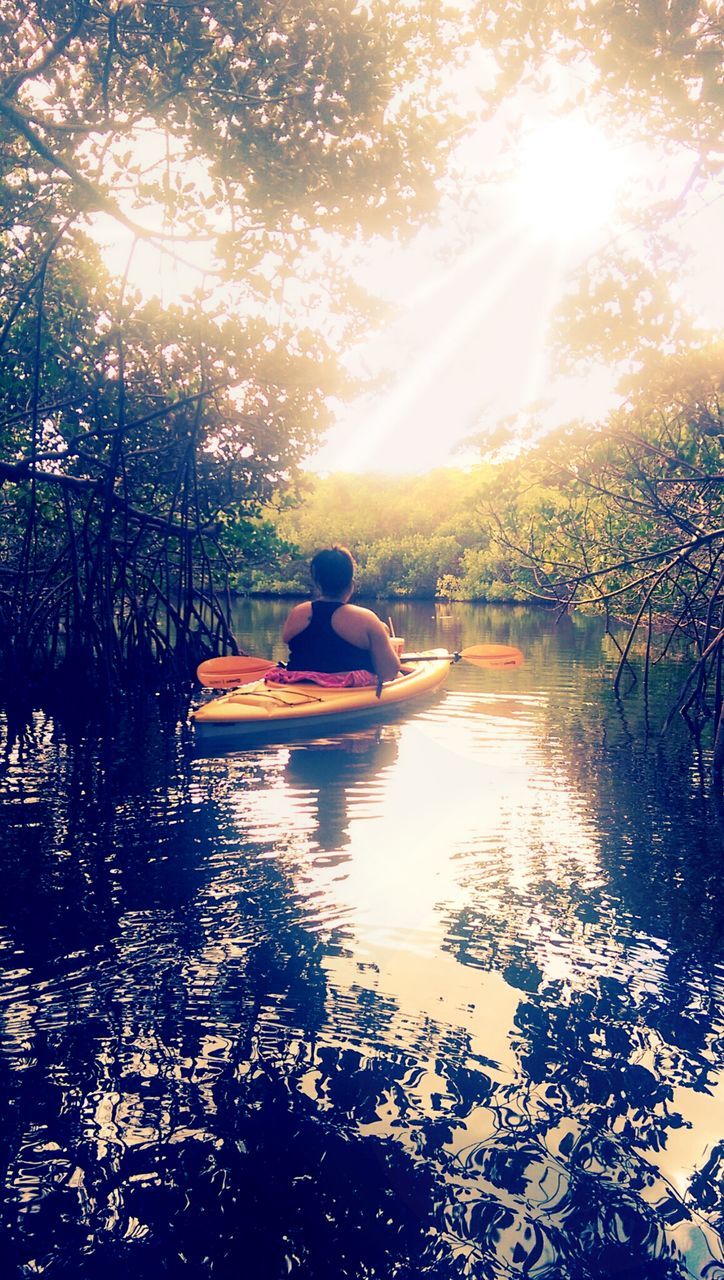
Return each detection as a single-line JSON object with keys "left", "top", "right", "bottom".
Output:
{"left": 1, "top": 602, "right": 723, "bottom": 1279}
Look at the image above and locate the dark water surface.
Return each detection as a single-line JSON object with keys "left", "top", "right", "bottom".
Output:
{"left": 1, "top": 602, "right": 723, "bottom": 1279}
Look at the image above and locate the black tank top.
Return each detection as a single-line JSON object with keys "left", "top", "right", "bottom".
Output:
{"left": 287, "top": 601, "right": 375, "bottom": 674}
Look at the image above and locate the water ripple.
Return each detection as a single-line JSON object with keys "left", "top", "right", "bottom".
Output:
{"left": 1, "top": 604, "right": 722, "bottom": 1277}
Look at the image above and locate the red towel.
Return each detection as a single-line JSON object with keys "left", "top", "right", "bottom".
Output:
{"left": 264, "top": 668, "right": 378, "bottom": 689}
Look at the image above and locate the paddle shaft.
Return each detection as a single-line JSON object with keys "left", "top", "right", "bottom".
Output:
{"left": 196, "top": 643, "right": 523, "bottom": 688}
{"left": 400, "top": 650, "right": 522, "bottom": 669}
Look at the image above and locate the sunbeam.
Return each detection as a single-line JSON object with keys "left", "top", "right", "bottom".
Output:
{"left": 335, "top": 235, "right": 538, "bottom": 471}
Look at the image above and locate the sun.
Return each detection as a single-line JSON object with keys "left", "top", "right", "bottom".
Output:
{"left": 513, "top": 116, "right": 624, "bottom": 242}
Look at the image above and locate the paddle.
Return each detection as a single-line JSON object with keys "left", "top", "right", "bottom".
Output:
{"left": 197, "top": 644, "right": 523, "bottom": 689}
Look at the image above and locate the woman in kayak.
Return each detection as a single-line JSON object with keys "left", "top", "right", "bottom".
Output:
{"left": 281, "top": 546, "right": 401, "bottom": 683}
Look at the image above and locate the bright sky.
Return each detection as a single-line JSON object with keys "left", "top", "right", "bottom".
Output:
{"left": 93, "top": 81, "right": 724, "bottom": 479}
{"left": 308, "top": 226, "right": 614, "bottom": 475}
{"left": 307, "top": 113, "right": 723, "bottom": 475}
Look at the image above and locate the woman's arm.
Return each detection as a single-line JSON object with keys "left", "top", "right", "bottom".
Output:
{"left": 367, "top": 615, "right": 401, "bottom": 682}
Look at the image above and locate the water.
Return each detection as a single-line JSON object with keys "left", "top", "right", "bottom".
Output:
{"left": 1, "top": 601, "right": 723, "bottom": 1279}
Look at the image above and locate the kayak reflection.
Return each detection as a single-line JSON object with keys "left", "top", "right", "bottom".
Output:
{"left": 284, "top": 727, "right": 399, "bottom": 855}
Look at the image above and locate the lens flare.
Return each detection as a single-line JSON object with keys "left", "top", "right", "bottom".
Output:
{"left": 514, "top": 117, "right": 624, "bottom": 241}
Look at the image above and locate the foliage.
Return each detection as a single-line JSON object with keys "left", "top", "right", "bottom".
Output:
{"left": 473, "top": 0, "right": 721, "bottom": 154}
{"left": 468, "top": 0, "right": 723, "bottom": 370}
{"left": 451, "top": 546, "right": 528, "bottom": 603}
{"left": 0, "top": 1, "right": 468, "bottom": 694}
{"left": 549, "top": 247, "right": 698, "bottom": 374}
{"left": 248, "top": 467, "right": 517, "bottom": 599}
{"left": 473, "top": 341, "right": 724, "bottom": 774}
{"left": 360, "top": 533, "right": 461, "bottom": 597}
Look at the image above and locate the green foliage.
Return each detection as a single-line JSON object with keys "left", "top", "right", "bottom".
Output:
{"left": 249, "top": 465, "right": 527, "bottom": 599}
{"left": 468, "top": 341, "right": 724, "bottom": 770}
{"left": 465, "top": 1, "right": 722, "bottom": 372}
{"left": 485, "top": 341, "right": 724, "bottom": 609}
{"left": 454, "top": 547, "right": 529, "bottom": 603}
{"left": 358, "top": 533, "right": 461, "bottom": 596}
{"left": 0, "top": 2, "right": 469, "bottom": 688}
{"left": 473, "top": 0, "right": 721, "bottom": 155}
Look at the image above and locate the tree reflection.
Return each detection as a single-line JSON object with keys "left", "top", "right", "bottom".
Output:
{"left": 2, "top": 695, "right": 724, "bottom": 1279}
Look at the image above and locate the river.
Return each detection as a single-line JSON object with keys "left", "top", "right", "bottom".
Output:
{"left": 1, "top": 601, "right": 722, "bottom": 1279}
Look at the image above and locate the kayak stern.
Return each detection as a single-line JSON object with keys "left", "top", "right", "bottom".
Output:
{"left": 192, "top": 649, "right": 452, "bottom": 741}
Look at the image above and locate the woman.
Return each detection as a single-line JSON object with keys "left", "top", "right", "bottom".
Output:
{"left": 281, "top": 546, "right": 401, "bottom": 683}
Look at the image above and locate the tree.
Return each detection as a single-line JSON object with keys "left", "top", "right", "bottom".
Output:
{"left": 0, "top": 1, "right": 467, "bottom": 695}
{"left": 248, "top": 468, "right": 491, "bottom": 598}
{"left": 473, "top": 0, "right": 721, "bottom": 154}
{"left": 468, "top": 1, "right": 722, "bottom": 369}
{"left": 474, "top": 342, "right": 724, "bottom": 781}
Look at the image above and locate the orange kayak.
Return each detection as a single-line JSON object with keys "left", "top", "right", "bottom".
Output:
{"left": 193, "top": 649, "right": 452, "bottom": 740}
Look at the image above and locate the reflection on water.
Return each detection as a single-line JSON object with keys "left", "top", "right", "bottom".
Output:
{"left": 284, "top": 729, "right": 399, "bottom": 855}
{"left": 1, "top": 602, "right": 723, "bottom": 1279}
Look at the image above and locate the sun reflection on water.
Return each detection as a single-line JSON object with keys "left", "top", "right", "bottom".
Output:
{"left": 205, "top": 671, "right": 724, "bottom": 1255}
{"left": 2, "top": 607, "right": 724, "bottom": 1277}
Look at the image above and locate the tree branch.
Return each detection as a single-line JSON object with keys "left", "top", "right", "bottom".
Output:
{"left": 0, "top": 98, "right": 209, "bottom": 244}
{"left": 0, "top": 459, "right": 209, "bottom": 538}
{"left": 1, "top": 3, "right": 90, "bottom": 99}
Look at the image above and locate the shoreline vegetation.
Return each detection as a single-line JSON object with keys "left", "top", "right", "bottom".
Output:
{"left": 0, "top": 7, "right": 721, "bottom": 780}
{"left": 1, "top": 339, "right": 722, "bottom": 783}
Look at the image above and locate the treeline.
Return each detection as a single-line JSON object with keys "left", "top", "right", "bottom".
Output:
{"left": 249, "top": 343, "right": 724, "bottom": 775}
{"left": 244, "top": 466, "right": 522, "bottom": 601}
{"left": 247, "top": 343, "right": 724, "bottom": 609}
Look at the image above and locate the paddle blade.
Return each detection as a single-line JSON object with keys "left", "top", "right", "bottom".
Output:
{"left": 197, "top": 655, "right": 275, "bottom": 688}
{"left": 460, "top": 643, "right": 524, "bottom": 669}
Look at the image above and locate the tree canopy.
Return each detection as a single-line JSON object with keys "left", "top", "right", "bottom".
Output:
{"left": 0, "top": 1, "right": 467, "bottom": 694}
{"left": 475, "top": 0, "right": 721, "bottom": 151}
{"left": 469, "top": 0, "right": 722, "bottom": 370}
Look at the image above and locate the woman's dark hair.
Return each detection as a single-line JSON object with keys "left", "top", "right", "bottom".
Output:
{"left": 310, "top": 546, "right": 355, "bottom": 596}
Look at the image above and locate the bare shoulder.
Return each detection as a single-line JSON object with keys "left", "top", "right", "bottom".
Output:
{"left": 344, "top": 604, "right": 387, "bottom": 632}
{"left": 345, "top": 606, "right": 386, "bottom": 632}
{"left": 282, "top": 600, "right": 313, "bottom": 642}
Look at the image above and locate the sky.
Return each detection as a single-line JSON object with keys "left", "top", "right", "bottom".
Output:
{"left": 307, "top": 221, "right": 617, "bottom": 475}
{"left": 94, "top": 68, "right": 724, "bottom": 480}
{"left": 306, "top": 115, "right": 723, "bottom": 475}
